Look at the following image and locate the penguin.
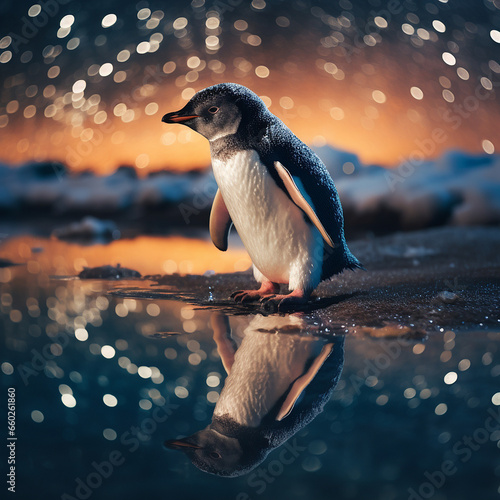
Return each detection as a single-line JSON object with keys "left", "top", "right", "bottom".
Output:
{"left": 162, "top": 83, "right": 362, "bottom": 309}
{"left": 164, "top": 313, "right": 345, "bottom": 477}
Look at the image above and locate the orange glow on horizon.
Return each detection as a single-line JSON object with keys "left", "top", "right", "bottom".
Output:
{"left": 2, "top": 70, "right": 497, "bottom": 176}
{"left": 0, "top": 55, "right": 498, "bottom": 175}
{"left": 0, "top": 235, "right": 252, "bottom": 276}
{"left": 1, "top": 0, "right": 499, "bottom": 176}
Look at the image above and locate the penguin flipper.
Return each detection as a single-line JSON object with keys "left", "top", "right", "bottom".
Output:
{"left": 210, "top": 313, "right": 236, "bottom": 375}
{"left": 276, "top": 343, "right": 334, "bottom": 421}
{"left": 209, "top": 189, "right": 233, "bottom": 251}
{"left": 273, "top": 161, "right": 334, "bottom": 248}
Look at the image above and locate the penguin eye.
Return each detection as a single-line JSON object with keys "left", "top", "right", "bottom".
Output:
{"left": 209, "top": 451, "right": 221, "bottom": 459}
{"left": 208, "top": 106, "right": 219, "bottom": 114}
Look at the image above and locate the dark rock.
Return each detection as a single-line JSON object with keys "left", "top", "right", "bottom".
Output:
{"left": 0, "top": 258, "right": 21, "bottom": 268}
{"left": 115, "top": 165, "right": 138, "bottom": 179}
{"left": 18, "top": 161, "right": 66, "bottom": 179}
{"left": 78, "top": 263, "right": 141, "bottom": 280}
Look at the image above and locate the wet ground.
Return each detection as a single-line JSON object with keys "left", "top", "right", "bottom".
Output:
{"left": 1, "top": 225, "right": 499, "bottom": 500}
{"left": 112, "top": 225, "right": 500, "bottom": 334}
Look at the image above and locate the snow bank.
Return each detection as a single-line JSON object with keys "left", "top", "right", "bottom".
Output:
{"left": 1, "top": 148, "right": 499, "bottom": 232}
{"left": 328, "top": 149, "right": 500, "bottom": 230}
{"left": 52, "top": 216, "right": 120, "bottom": 241}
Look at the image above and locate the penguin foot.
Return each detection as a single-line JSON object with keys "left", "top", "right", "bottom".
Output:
{"left": 231, "top": 281, "right": 280, "bottom": 303}
{"left": 261, "top": 289, "right": 309, "bottom": 312}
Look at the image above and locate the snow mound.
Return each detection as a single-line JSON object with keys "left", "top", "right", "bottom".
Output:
{"left": 52, "top": 216, "right": 120, "bottom": 241}
{"left": 1, "top": 149, "right": 499, "bottom": 232}
{"left": 334, "top": 149, "right": 500, "bottom": 230}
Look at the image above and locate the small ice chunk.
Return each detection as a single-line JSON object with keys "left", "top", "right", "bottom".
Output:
{"left": 437, "top": 291, "right": 459, "bottom": 304}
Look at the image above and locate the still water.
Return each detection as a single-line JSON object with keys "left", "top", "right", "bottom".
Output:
{"left": 1, "top": 235, "right": 499, "bottom": 500}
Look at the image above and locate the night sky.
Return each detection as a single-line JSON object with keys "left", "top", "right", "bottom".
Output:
{"left": 0, "top": 0, "right": 499, "bottom": 173}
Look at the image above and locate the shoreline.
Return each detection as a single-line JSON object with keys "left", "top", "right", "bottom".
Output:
{"left": 107, "top": 225, "right": 500, "bottom": 336}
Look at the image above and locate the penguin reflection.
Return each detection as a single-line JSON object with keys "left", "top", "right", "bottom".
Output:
{"left": 165, "top": 313, "right": 344, "bottom": 477}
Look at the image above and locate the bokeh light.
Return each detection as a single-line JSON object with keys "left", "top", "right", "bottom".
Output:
{"left": 0, "top": 1, "right": 498, "bottom": 174}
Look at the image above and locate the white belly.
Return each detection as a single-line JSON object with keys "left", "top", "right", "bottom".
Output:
{"left": 212, "top": 149, "right": 323, "bottom": 290}
{"left": 214, "top": 315, "right": 325, "bottom": 427}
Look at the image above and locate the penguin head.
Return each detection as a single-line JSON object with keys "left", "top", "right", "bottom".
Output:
{"left": 164, "top": 425, "right": 267, "bottom": 477}
{"left": 161, "top": 83, "right": 269, "bottom": 142}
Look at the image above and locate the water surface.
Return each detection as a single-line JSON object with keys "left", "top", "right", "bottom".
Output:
{"left": 1, "top": 235, "right": 499, "bottom": 500}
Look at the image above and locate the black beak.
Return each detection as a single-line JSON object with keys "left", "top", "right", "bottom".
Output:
{"left": 161, "top": 111, "right": 199, "bottom": 123}
{"left": 164, "top": 438, "right": 203, "bottom": 451}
